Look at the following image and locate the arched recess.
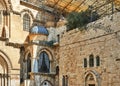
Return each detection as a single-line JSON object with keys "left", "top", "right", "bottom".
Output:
{"left": 0, "top": 0, "right": 7, "bottom": 10}
{"left": 37, "top": 48, "right": 54, "bottom": 62}
{"left": 41, "top": 80, "right": 53, "bottom": 86}
{"left": 84, "top": 70, "right": 101, "bottom": 86}
{"left": 0, "top": 0, "right": 12, "bottom": 11}
{"left": 36, "top": 48, "right": 54, "bottom": 73}
{"left": 23, "top": 51, "right": 32, "bottom": 79}
{"left": 0, "top": 50, "right": 12, "bottom": 86}
{"left": 0, "top": 50, "right": 12, "bottom": 73}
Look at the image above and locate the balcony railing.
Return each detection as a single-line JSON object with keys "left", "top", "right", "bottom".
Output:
{"left": 31, "top": 40, "right": 56, "bottom": 47}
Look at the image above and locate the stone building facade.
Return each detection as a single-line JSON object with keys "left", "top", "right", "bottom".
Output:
{"left": 0, "top": 0, "right": 120, "bottom": 86}
{"left": 59, "top": 12, "right": 120, "bottom": 86}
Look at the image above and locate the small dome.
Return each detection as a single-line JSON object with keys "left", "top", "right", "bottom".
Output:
{"left": 30, "top": 26, "right": 49, "bottom": 35}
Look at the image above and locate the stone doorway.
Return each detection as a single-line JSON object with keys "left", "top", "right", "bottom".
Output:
{"left": 85, "top": 73, "right": 96, "bottom": 86}
{"left": 85, "top": 70, "right": 101, "bottom": 86}
{"left": 89, "top": 84, "right": 95, "bottom": 86}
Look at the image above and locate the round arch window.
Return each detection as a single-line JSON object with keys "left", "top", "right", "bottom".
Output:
{"left": 23, "top": 13, "right": 30, "bottom": 31}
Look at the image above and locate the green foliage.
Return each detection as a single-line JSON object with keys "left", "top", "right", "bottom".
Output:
{"left": 66, "top": 9, "right": 99, "bottom": 31}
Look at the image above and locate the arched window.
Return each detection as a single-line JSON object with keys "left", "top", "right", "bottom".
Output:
{"left": 27, "top": 53, "right": 31, "bottom": 79}
{"left": 89, "top": 54, "right": 94, "bottom": 67}
{"left": 84, "top": 58, "right": 87, "bottom": 68}
{"left": 62, "top": 75, "right": 68, "bottom": 86}
{"left": 56, "top": 66, "right": 59, "bottom": 75}
{"left": 23, "top": 53, "right": 31, "bottom": 79}
{"left": 62, "top": 76, "right": 65, "bottom": 86}
{"left": 38, "top": 51, "right": 50, "bottom": 73}
{"left": 96, "top": 56, "right": 100, "bottom": 66}
{"left": 23, "top": 13, "right": 30, "bottom": 31}
{"left": 65, "top": 75, "right": 68, "bottom": 86}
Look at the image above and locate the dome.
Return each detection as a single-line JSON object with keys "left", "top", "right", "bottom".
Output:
{"left": 30, "top": 26, "right": 49, "bottom": 35}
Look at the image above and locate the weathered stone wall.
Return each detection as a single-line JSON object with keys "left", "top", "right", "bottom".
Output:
{"left": 0, "top": 40, "right": 20, "bottom": 86}
{"left": 0, "top": 0, "right": 41, "bottom": 86}
{"left": 59, "top": 12, "right": 120, "bottom": 86}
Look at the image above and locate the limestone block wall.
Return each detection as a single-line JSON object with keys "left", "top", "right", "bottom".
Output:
{"left": 47, "top": 26, "right": 66, "bottom": 42}
{"left": 58, "top": 12, "right": 120, "bottom": 86}
{"left": 9, "top": 12, "right": 29, "bottom": 43}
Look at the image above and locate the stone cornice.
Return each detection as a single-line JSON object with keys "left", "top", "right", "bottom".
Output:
{"left": 20, "top": 0, "right": 42, "bottom": 12}
{"left": 12, "top": 10, "right": 21, "bottom": 15}
{"left": 5, "top": 41, "right": 22, "bottom": 48}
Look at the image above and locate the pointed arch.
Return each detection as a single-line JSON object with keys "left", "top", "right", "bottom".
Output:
{"left": 1, "top": 25, "right": 9, "bottom": 38}
{"left": 38, "top": 51, "right": 50, "bottom": 73}
{"left": 41, "top": 80, "right": 53, "bottom": 86}
{"left": 84, "top": 70, "right": 101, "bottom": 86}
{"left": 24, "top": 51, "right": 32, "bottom": 79}
{"left": 37, "top": 48, "right": 54, "bottom": 61}
{"left": 24, "top": 50, "right": 32, "bottom": 60}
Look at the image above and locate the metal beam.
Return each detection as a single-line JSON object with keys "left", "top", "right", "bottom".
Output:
{"left": 62, "top": 0, "right": 74, "bottom": 12}
{"left": 94, "top": 1, "right": 112, "bottom": 11}
{"left": 53, "top": 0, "right": 61, "bottom": 8}
{"left": 73, "top": 0, "right": 87, "bottom": 11}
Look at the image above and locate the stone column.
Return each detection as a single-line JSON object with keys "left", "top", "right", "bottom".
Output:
{"left": 31, "top": 58, "right": 38, "bottom": 72}
{"left": 0, "top": 74, "right": 2, "bottom": 86}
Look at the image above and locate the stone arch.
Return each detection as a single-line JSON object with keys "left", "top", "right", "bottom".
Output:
{"left": 0, "top": 54, "right": 9, "bottom": 86}
{"left": 0, "top": 56, "right": 8, "bottom": 73}
{"left": 23, "top": 51, "right": 32, "bottom": 79}
{"left": 0, "top": 50, "right": 12, "bottom": 73}
{"left": 21, "top": 9, "right": 34, "bottom": 31}
{"left": 37, "top": 48, "right": 54, "bottom": 61}
{"left": 21, "top": 9, "right": 34, "bottom": 19}
{"left": 84, "top": 70, "right": 101, "bottom": 86}
{"left": 4, "top": 0, "right": 12, "bottom": 11}
{"left": 36, "top": 48, "right": 54, "bottom": 73}
{"left": 0, "top": 0, "right": 12, "bottom": 12}
{"left": 0, "top": 0, "right": 7, "bottom": 10}
{"left": 24, "top": 50, "right": 32, "bottom": 60}
{"left": 41, "top": 80, "right": 53, "bottom": 86}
